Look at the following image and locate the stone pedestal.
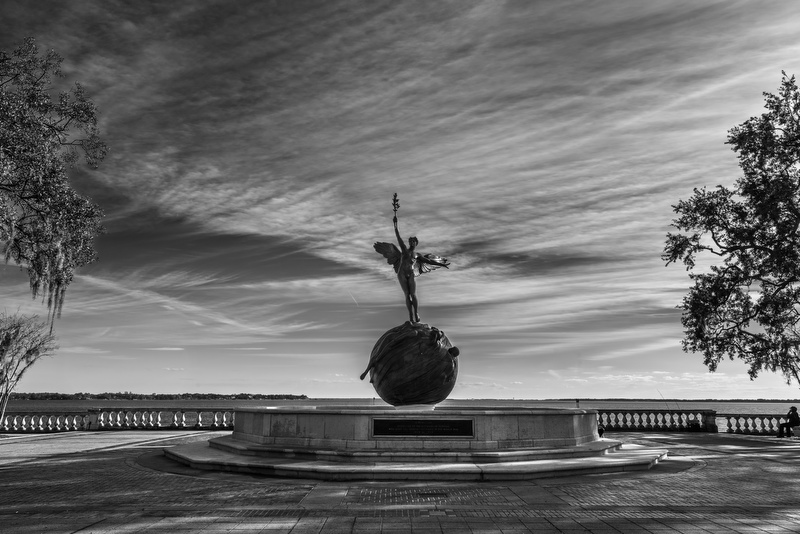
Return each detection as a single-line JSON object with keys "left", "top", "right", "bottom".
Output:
{"left": 165, "top": 404, "right": 669, "bottom": 480}
{"left": 230, "top": 405, "right": 597, "bottom": 452}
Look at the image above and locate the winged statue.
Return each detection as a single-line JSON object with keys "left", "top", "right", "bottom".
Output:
{"left": 373, "top": 193, "right": 450, "bottom": 323}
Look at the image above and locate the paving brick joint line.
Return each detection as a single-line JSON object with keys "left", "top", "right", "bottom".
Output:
{"left": 1, "top": 430, "right": 799, "bottom": 533}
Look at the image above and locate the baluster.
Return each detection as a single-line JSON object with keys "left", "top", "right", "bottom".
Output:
{"left": 752, "top": 416, "right": 762, "bottom": 434}
{"left": 195, "top": 411, "right": 204, "bottom": 428}
{"left": 1, "top": 415, "right": 7, "bottom": 432}
{"left": 733, "top": 416, "right": 743, "bottom": 434}
{"left": 212, "top": 411, "right": 220, "bottom": 428}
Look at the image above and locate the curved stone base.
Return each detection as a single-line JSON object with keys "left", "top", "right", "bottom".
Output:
{"left": 164, "top": 405, "right": 669, "bottom": 480}
{"left": 229, "top": 406, "right": 599, "bottom": 451}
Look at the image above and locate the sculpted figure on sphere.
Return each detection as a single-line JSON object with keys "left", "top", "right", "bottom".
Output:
{"left": 373, "top": 193, "right": 450, "bottom": 324}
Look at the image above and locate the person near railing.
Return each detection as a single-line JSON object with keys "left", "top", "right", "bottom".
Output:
{"left": 776, "top": 406, "right": 800, "bottom": 438}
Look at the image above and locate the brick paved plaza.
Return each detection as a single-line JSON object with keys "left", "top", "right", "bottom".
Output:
{"left": 1, "top": 430, "right": 798, "bottom": 533}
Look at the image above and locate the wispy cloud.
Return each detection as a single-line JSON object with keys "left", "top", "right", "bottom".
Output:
{"left": 3, "top": 1, "right": 800, "bottom": 397}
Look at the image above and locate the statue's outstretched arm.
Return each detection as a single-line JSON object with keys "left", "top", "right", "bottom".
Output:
{"left": 393, "top": 216, "right": 407, "bottom": 253}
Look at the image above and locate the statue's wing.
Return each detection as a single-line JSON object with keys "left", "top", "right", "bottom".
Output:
{"left": 374, "top": 242, "right": 401, "bottom": 272}
{"left": 415, "top": 253, "right": 450, "bottom": 276}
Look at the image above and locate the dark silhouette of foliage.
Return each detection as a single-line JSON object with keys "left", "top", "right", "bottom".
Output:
{"left": 0, "top": 312, "right": 58, "bottom": 423}
{"left": 665, "top": 72, "right": 800, "bottom": 387}
{"left": 1, "top": 37, "right": 106, "bottom": 324}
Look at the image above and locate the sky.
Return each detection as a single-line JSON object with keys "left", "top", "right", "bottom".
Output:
{"left": 2, "top": 0, "right": 800, "bottom": 400}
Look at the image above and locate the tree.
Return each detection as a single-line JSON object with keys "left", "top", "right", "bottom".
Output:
{"left": 0, "top": 312, "right": 58, "bottom": 426}
{"left": 1, "top": 37, "right": 106, "bottom": 324}
{"left": 664, "top": 72, "right": 800, "bottom": 387}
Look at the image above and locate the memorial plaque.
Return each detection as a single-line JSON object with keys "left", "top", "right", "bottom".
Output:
{"left": 373, "top": 418, "right": 473, "bottom": 437}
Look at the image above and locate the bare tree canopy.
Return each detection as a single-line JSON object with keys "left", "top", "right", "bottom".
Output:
{"left": 0, "top": 37, "right": 106, "bottom": 322}
{"left": 664, "top": 72, "right": 800, "bottom": 386}
{"left": 0, "top": 312, "right": 58, "bottom": 424}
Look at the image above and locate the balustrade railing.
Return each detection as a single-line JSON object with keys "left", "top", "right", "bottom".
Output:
{"left": 1, "top": 408, "right": 235, "bottom": 433}
{"left": 2, "top": 407, "right": 794, "bottom": 435}
{"left": 716, "top": 413, "right": 788, "bottom": 435}
{"left": 597, "top": 410, "right": 718, "bottom": 432}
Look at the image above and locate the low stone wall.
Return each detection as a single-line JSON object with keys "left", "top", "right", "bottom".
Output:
{"left": 597, "top": 410, "right": 718, "bottom": 432}
{"left": 1, "top": 408, "right": 235, "bottom": 432}
{"left": 232, "top": 406, "right": 599, "bottom": 450}
{"left": 2, "top": 407, "right": 794, "bottom": 436}
{"left": 716, "top": 413, "right": 789, "bottom": 435}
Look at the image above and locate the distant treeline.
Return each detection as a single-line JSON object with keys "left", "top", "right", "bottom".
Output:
{"left": 10, "top": 392, "right": 308, "bottom": 401}
{"left": 557, "top": 398, "right": 800, "bottom": 402}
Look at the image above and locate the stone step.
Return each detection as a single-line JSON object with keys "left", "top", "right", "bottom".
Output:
{"left": 164, "top": 440, "right": 668, "bottom": 481}
{"left": 208, "top": 435, "right": 623, "bottom": 463}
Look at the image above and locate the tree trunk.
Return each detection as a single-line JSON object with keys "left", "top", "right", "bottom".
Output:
{"left": 0, "top": 389, "right": 10, "bottom": 431}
